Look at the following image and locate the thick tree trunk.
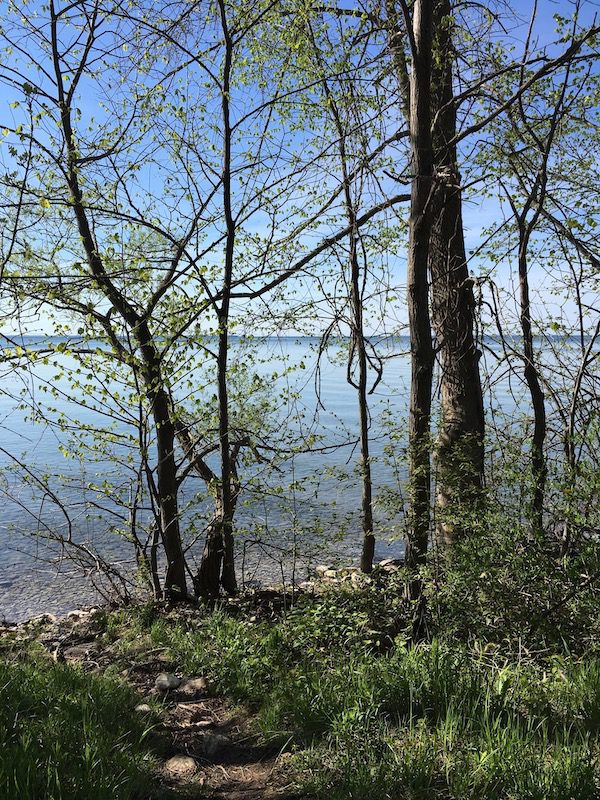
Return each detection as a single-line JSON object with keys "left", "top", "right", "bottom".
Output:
{"left": 429, "top": 0, "right": 484, "bottom": 547}
{"left": 196, "top": 514, "right": 224, "bottom": 601}
{"left": 405, "top": 0, "right": 435, "bottom": 569}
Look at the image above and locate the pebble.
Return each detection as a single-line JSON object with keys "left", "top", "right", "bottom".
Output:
{"left": 155, "top": 672, "right": 182, "bottom": 691}
{"left": 134, "top": 703, "right": 153, "bottom": 714}
{"left": 164, "top": 755, "right": 198, "bottom": 777}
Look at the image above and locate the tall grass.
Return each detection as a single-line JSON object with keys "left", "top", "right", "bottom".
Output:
{"left": 128, "top": 596, "right": 600, "bottom": 799}
{"left": 0, "top": 659, "right": 154, "bottom": 800}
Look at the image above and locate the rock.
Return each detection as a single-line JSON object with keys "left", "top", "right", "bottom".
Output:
{"left": 378, "top": 558, "right": 403, "bottom": 568}
{"left": 198, "top": 732, "right": 231, "bottom": 759}
{"left": 339, "top": 567, "right": 359, "bottom": 577}
{"left": 134, "top": 703, "right": 153, "bottom": 714}
{"left": 178, "top": 676, "right": 208, "bottom": 696}
{"left": 298, "top": 581, "right": 314, "bottom": 591}
{"left": 63, "top": 642, "right": 99, "bottom": 661}
{"left": 323, "top": 569, "right": 338, "bottom": 579}
{"left": 155, "top": 672, "right": 181, "bottom": 691}
{"left": 351, "top": 572, "right": 372, "bottom": 587}
{"left": 315, "top": 565, "right": 332, "bottom": 577}
{"left": 164, "top": 755, "right": 198, "bottom": 777}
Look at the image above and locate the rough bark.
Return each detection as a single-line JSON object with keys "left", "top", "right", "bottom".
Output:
{"left": 429, "top": 0, "right": 485, "bottom": 547}
{"left": 196, "top": 511, "right": 225, "bottom": 602}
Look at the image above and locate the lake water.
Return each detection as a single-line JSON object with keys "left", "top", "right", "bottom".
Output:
{"left": 0, "top": 334, "right": 532, "bottom": 621}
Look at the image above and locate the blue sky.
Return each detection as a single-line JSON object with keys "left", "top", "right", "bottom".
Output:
{"left": 0, "top": 0, "right": 598, "bottom": 337}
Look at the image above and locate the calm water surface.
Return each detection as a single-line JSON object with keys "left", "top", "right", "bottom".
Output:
{"left": 0, "top": 335, "right": 524, "bottom": 621}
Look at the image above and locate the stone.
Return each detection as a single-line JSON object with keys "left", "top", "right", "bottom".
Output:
{"left": 63, "top": 642, "right": 99, "bottom": 661}
{"left": 178, "top": 676, "right": 208, "bottom": 696}
{"left": 323, "top": 569, "right": 338, "bottom": 579}
{"left": 155, "top": 672, "right": 182, "bottom": 691}
{"left": 315, "top": 565, "right": 332, "bottom": 577}
{"left": 134, "top": 703, "right": 153, "bottom": 714}
{"left": 164, "top": 755, "right": 198, "bottom": 777}
{"left": 378, "top": 558, "right": 403, "bottom": 568}
{"left": 338, "top": 567, "right": 359, "bottom": 577}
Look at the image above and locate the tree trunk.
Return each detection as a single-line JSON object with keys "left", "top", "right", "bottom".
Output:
{"left": 218, "top": 320, "right": 237, "bottom": 594}
{"left": 429, "top": 0, "right": 485, "bottom": 547}
{"left": 517, "top": 235, "right": 546, "bottom": 532}
{"left": 196, "top": 515, "right": 224, "bottom": 601}
{"left": 137, "top": 324, "right": 188, "bottom": 599}
{"left": 405, "top": 0, "right": 435, "bottom": 569}
{"left": 52, "top": 34, "right": 188, "bottom": 599}
{"left": 351, "top": 251, "right": 375, "bottom": 573}
{"left": 217, "top": 0, "right": 237, "bottom": 596}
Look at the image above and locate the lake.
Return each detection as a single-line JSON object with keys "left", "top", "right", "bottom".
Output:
{"left": 0, "top": 334, "right": 531, "bottom": 621}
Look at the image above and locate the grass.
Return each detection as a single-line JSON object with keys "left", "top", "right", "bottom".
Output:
{"left": 108, "top": 590, "right": 600, "bottom": 800}
{"left": 0, "top": 654, "right": 155, "bottom": 800}
{"left": 2, "top": 581, "right": 600, "bottom": 799}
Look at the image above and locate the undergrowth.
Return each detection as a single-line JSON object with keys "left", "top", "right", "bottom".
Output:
{"left": 106, "top": 586, "right": 600, "bottom": 800}
{"left": 2, "top": 560, "right": 599, "bottom": 800}
{"left": 0, "top": 655, "right": 154, "bottom": 800}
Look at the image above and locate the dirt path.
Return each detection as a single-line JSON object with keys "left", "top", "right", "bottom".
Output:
{"left": 126, "top": 661, "right": 296, "bottom": 799}
{"left": 4, "top": 610, "right": 304, "bottom": 800}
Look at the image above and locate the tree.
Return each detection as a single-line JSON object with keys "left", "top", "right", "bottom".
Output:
{"left": 0, "top": 0, "right": 409, "bottom": 598}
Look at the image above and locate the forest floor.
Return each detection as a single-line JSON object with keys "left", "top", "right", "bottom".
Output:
{"left": 0, "top": 607, "right": 304, "bottom": 799}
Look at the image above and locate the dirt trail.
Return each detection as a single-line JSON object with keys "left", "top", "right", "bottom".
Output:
{"left": 3, "top": 610, "right": 304, "bottom": 800}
